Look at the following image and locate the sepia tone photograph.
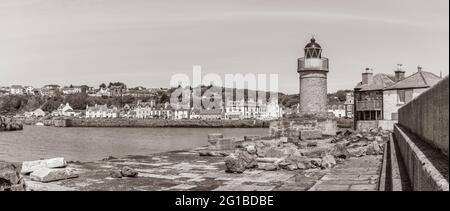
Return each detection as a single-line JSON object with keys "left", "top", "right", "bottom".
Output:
{"left": 0, "top": 0, "right": 448, "bottom": 196}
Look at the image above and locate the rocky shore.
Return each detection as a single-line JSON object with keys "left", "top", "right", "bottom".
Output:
{"left": 1, "top": 127, "right": 388, "bottom": 191}
{"left": 0, "top": 116, "right": 23, "bottom": 131}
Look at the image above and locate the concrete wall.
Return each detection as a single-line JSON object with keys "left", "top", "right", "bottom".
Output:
{"left": 394, "top": 124, "right": 448, "bottom": 191}
{"left": 398, "top": 76, "right": 449, "bottom": 157}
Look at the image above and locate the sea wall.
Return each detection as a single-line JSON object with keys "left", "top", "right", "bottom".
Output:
{"left": 398, "top": 76, "right": 448, "bottom": 157}
{"left": 69, "top": 118, "right": 270, "bottom": 128}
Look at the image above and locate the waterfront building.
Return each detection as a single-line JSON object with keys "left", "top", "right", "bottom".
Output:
{"left": 85, "top": 104, "right": 119, "bottom": 118}
{"left": 224, "top": 99, "right": 282, "bottom": 120}
{"left": 354, "top": 65, "right": 442, "bottom": 130}
{"left": 173, "top": 109, "right": 190, "bottom": 120}
{"left": 134, "top": 102, "right": 173, "bottom": 119}
{"left": 297, "top": 37, "right": 329, "bottom": 115}
{"left": 10, "top": 85, "right": 24, "bottom": 95}
{"left": 24, "top": 108, "right": 46, "bottom": 118}
{"left": 199, "top": 109, "right": 223, "bottom": 120}
{"left": 52, "top": 103, "right": 77, "bottom": 117}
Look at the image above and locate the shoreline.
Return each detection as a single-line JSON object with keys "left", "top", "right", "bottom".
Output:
{"left": 21, "top": 118, "right": 272, "bottom": 128}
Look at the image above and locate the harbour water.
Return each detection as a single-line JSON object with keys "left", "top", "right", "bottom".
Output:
{"left": 0, "top": 126, "right": 268, "bottom": 162}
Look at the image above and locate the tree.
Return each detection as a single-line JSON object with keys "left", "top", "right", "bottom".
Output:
{"left": 99, "top": 83, "right": 106, "bottom": 89}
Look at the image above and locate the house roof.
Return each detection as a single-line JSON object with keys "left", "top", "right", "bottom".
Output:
{"left": 355, "top": 73, "right": 396, "bottom": 91}
{"left": 199, "top": 109, "right": 223, "bottom": 115}
{"left": 385, "top": 70, "right": 442, "bottom": 90}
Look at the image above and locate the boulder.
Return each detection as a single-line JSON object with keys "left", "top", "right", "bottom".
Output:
{"left": 121, "top": 167, "right": 138, "bottom": 177}
{"left": 245, "top": 145, "right": 257, "bottom": 155}
{"left": 329, "top": 143, "right": 350, "bottom": 159}
{"left": 366, "top": 141, "right": 382, "bottom": 155}
{"left": 110, "top": 169, "right": 123, "bottom": 178}
{"left": 321, "top": 155, "right": 337, "bottom": 169}
{"left": 1, "top": 161, "right": 26, "bottom": 191}
{"left": 21, "top": 157, "right": 67, "bottom": 174}
{"left": 225, "top": 154, "right": 246, "bottom": 173}
{"left": 225, "top": 149, "right": 258, "bottom": 173}
{"left": 309, "top": 158, "right": 322, "bottom": 168}
{"left": 30, "top": 168, "right": 78, "bottom": 183}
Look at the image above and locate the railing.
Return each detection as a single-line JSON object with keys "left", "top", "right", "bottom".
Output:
{"left": 298, "top": 57, "right": 329, "bottom": 71}
{"left": 356, "top": 100, "right": 382, "bottom": 111}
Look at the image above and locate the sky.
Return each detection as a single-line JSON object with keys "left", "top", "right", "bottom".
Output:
{"left": 0, "top": 0, "right": 448, "bottom": 94}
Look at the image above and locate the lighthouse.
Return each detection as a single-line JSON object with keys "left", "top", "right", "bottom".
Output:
{"left": 297, "top": 37, "right": 329, "bottom": 115}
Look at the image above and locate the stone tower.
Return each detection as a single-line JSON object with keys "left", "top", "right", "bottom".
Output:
{"left": 297, "top": 37, "right": 329, "bottom": 115}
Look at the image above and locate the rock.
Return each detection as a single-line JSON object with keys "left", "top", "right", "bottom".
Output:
{"left": 321, "top": 155, "right": 337, "bottom": 169}
{"left": 1, "top": 161, "right": 25, "bottom": 191}
{"left": 296, "top": 162, "right": 307, "bottom": 170}
{"left": 21, "top": 157, "right": 67, "bottom": 174}
{"left": 262, "top": 164, "right": 278, "bottom": 171}
{"left": 30, "top": 168, "right": 78, "bottom": 183}
{"left": 299, "top": 130, "right": 322, "bottom": 140}
{"left": 375, "top": 136, "right": 383, "bottom": 142}
{"left": 366, "top": 141, "right": 382, "bottom": 155}
{"left": 356, "top": 133, "right": 363, "bottom": 138}
{"left": 307, "top": 142, "right": 317, "bottom": 147}
{"left": 121, "top": 167, "right": 138, "bottom": 177}
{"left": 343, "top": 130, "right": 352, "bottom": 136}
{"left": 237, "top": 150, "right": 258, "bottom": 169}
{"left": 309, "top": 158, "right": 322, "bottom": 168}
{"left": 225, "top": 154, "right": 246, "bottom": 173}
{"left": 286, "top": 164, "right": 298, "bottom": 171}
{"left": 329, "top": 143, "right": 350, "bottom": 159}
{"left": 110, "top": 169, "right": 122, "bottom": 178}
{"left": 245, "top": 145, "right": 257, "bottom": 154}
{"left": 210, "top": 138, "right": 235, "bottom": 151}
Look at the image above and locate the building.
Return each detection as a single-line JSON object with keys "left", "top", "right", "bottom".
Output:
{"left": 85, "top": 104, "right": 119, "bottom": 118}
{"left": 198, "top": 109, "right": 223, "bottom": 120}
{"left": 297, "top": 37, "right": 329, "bottom": 115}
{"left": 224, "top": 99, "right": 282, "bottom": 120}
{"left": 354, "top": 65, "right": 442, "bottom": 130}
{"left": 61, "top": 86, "right": 85, "bottom": 95}
{"left": 134, "top": 102, "right": 172, "bottom": 119}
{"left": 260, "top": 100, "right": 283, "bottom": 120}
{"left": 328, "top": 102, "right": 346, "bottom": 118}
{"left": 10, "top": 85, "right": 24, "bottom": 95}
{"left": 24, "top": 108, "right": 46, "bottom": 118}
{"left": 344, "top": 92, "right": 354, "bottom": 118}
{"left": 383, "top": 65, "right": 442, "bottom": 121}
{"left": 52, "top": 103, "right": 78, "bottom": 117}
{"left": 173, "top": 109, "right": 190, "bottom": 120}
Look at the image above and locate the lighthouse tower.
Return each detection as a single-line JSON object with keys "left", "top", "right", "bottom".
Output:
{"left": 297, "top": 37, "right": 329, "bottom": 115}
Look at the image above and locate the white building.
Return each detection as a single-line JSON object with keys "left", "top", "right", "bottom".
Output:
{"left": 10, "top": 85, "right": 24, "bottom": 95}
{"left": 52, "top": 103, "right": 78, "bottom": 117}
{"left": 85, "top": 104, "right": 119, "bottom": 118}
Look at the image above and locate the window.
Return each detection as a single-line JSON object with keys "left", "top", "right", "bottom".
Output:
{"left": 397, "top": 90, "right": 405, "bottom": 104}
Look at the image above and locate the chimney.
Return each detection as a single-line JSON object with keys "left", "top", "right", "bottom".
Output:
{"left": 417, "top": 65, "right": 423, "bottom": 72}
{"left": 394, "top": 64, "right": 406, "bottom": 82}
{"left": 362, "top": 68, "right": 373, "bottom": 85}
